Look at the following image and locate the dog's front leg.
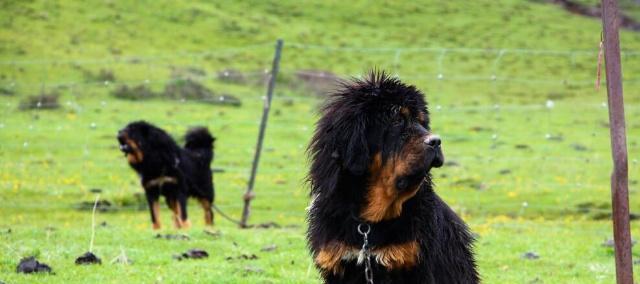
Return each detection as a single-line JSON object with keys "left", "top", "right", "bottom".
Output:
{"left": 145, "top": 191, "right": 161, "bottom": 230}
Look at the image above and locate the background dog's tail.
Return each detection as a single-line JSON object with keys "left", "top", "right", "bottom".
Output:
{"left": 184, "top": 127, "right": 215, "bottom": 164}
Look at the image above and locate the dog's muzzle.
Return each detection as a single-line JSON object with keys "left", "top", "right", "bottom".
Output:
{"left": 424, "top": 134, "right": 444, "bottom": 168}
{"left": 117, "top": 131, "right": 132, "bottom": 155}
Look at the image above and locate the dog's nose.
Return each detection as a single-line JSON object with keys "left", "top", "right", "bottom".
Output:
{"left": 424, "top": 135, "right": 441, "bottom": 148}
{"left": 117, "top": 130, "right": 125, "bottom": 140}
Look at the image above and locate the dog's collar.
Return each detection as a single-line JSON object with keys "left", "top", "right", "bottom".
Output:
{"left": 144, "top": 176, "right": 177, "bottom": 189}
{"left": 356, "top": 223, "right": 374, "bottom": 284}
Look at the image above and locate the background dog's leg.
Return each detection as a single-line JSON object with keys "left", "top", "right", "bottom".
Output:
{"left": 198, "top": 198, "right": 214, "bottom": 227}
{"left": 179, "top": 195, "right": 191, "bottom": 229}
{"left": 145, "top": 192, "right": 161, "bottom": 230}
{"left": 167, "top": 199, "right": 184, "bottom": 229}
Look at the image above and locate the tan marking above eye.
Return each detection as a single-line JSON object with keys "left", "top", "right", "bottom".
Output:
{"left": 418, "top": 112, "right": 426, "bottom": 124}
{"left": 400, "top": 106, "right": 411, "bottom": 117}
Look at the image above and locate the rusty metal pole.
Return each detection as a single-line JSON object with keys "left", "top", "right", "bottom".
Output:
{"left": 600, "top": 1, "right": 634, "bottom": 283}
{"left": 240, "top": 39, "right": 283, "bottom": 228}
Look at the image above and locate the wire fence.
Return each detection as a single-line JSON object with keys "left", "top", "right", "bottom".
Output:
{"left": 1, "top": 42, "right": 638, "bottom": 228}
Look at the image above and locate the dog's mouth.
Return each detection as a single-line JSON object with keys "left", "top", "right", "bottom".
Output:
{"left": 117, "top": 130, "right": 143, "bottom": 163}
{"left": 426, "top": 144, "right": 444, "bottom": 169}
{"left": 119, "top": 143, "right": 132, "bottom": 156}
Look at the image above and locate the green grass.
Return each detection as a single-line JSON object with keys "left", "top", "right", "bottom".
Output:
{"left": 1, "top": 0, "right": 640, "bottom": 283}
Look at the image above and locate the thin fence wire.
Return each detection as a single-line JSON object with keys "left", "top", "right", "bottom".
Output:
{"left": 1, "top": 42, "right": 638, "bottom": 226}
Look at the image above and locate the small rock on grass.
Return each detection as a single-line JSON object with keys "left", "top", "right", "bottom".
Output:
{"left": 570, "top": 143, "right": 589, "bottom": 152}
{"left": 243, "top": 265, "right": 264, "bottom": 275}
{"left": 204, "top": 230, "right": 221, "bottom": 237}
{"left": 17, "top": 256, "right": 52, "bottom": 274}
{"left": 226, "top": 254, "right": 259, "bottom": 261}
{"left": 521, "top": 252, "right": 539, "bottom": 260}
{"left": 75, "top": 252, "right": 102, "bottom": 265}
{"left": 155, "top": 233, "right": 190, "bottom": 241}
{"left": 253, "top": 222, "right": 281, "bottom": 229}
{"left": 528, "top": 277, "right": 543, "bottom": 284}
{"left": 601, "top": 238, "right": 637, "bottom": 248}
{"left": 173, "top": 249, "right": 208, "bottom": 261}
{"left": 261, "top": 244, "right": 277, "bottom": 252}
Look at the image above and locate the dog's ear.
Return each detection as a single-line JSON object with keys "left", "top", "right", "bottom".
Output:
{"left": 137, "top": 123, "right": 151, "bottom": 137}
{"left": 338, "top": 117, "right": 369, "bottom": 176}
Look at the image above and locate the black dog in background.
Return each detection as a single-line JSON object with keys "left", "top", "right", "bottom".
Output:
{"left": 117, "top": 121, "right": 215, "bottom": 230}
{"left": 307, "top": 72, "right": 479, "bottom": 283}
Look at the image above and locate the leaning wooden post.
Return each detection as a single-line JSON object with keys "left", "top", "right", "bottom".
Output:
{"left": 600, "top": 1, "right": 634, "bottom": 283}
{"left": 240, "top": 39, "right": 284, "bottom": 228}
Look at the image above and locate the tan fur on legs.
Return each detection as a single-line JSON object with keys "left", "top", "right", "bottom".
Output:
{"left": 168, "top": 200, "right": 185, "bottom": 228}
{"left": 151, "top": 201, "right": 161, "bottom": 230}
{"left": 198, "top": 198, "right": 214, "bottom": 227}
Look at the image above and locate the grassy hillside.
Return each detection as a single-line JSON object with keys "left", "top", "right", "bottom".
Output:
{"left": 1, "top": 0, "right": 639, "bottom": 283}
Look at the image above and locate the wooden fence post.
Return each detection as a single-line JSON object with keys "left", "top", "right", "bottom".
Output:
{"left": 240, "top": 39, "right": 284, "bottom": 228}
{"left": 600, "top": 1, "right": 634, "bottom": 283}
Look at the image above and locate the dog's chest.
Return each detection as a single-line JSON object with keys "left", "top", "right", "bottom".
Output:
{"left": 315, "top": 240, "right": 421, "bottom": 274}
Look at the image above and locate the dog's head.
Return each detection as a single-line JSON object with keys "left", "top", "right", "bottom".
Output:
{"left": 117, "top": 120, "right": 177, "bottom": 166}
{"left": 308, "top": 71, "right": 444, "bottom": 222}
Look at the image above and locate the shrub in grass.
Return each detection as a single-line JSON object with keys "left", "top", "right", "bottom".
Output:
{"left": 164, "top": 79, "right": 243, "bottom": 107}
{"left": 18, "top": 92, "right": 60, "bottom": 110}
{"left": 163, "top": 79, "right": 214, "bottom": 100}
{"left": 111, "top": 84, "right": 156, "bottom": 100}
{"left": 83, "top": 69, "right": 116, "bottom": 83}
{"left": 294, "top": 69, "right": 341, "bottom": 96}
{"left": 0, "top": 87, "right": 14, "bottom": 96}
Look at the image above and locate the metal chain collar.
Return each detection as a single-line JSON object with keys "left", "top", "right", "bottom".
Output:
{"left": 357, "top": 223, "right": 374, "bottom": 284}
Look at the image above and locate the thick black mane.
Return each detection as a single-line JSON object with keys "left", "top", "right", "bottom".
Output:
{"left": 307, "top": 71, "right": 430, "bottom": 198}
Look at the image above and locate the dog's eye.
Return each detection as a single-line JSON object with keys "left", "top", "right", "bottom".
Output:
{"left": 392, "top": 116, "right": 404, "bottom": 127}
{"left": 396, "top": 178, "right": 409, "bottom": 191}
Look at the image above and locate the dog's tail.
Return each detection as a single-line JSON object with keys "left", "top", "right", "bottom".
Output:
{"left": 184, "top": 127, "right": 215, "bottom": 164}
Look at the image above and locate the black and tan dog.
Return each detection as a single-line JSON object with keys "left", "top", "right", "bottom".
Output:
{"left": 307, "top": 72, "right": 479, "bottom": 283}
{"left": 117, "top": 121, "right": 215, "bottom": 230}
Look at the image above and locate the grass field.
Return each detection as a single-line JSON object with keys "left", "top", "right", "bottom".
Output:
{"left": 1, "top": 0, "right": 640, "bottom": 283}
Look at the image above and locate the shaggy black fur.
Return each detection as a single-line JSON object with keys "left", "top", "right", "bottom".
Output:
{"left": 307, "top": 72, "right": 479, "bottom": 283}
{"left": 117, "top": 121, "right": 215, "bottom": 229}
